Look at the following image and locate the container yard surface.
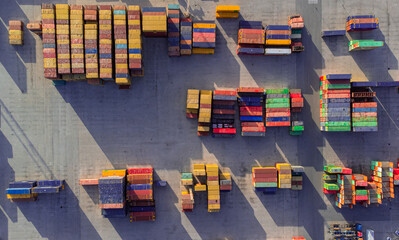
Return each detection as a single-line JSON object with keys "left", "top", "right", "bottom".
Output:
{"left": 1, "top": 0, "right": 399, "bottom": 239}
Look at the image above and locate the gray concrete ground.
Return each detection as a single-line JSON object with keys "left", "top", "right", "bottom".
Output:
{"left": 0, "top": 0, "right": 399, "bottom": 239}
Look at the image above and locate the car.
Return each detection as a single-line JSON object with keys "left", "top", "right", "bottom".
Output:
{"left": 386, "top": 237, "right": 391, "bottom": 240}
{"left": 395, "top": 230, "right": 399, "bottom": 237}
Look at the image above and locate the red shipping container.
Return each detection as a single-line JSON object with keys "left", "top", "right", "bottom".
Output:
{"left": 240, "top": 106, "right": 262, "bottom": 111}
{"left": 355, "top": 180, "right": 368, "bottom": 187}
{"left": 127, "top": 168, "right": 153, "bottom": 174}
{"left": 213, "top": 109, "right": 235, "bottom": 115}
{"left": 237, "top": 87, "right": 264, "bottom": 93}
{"left": 323, "top": 89, "right": 350, "bottom": 94}
{"left": 242, "top": 126, "right": 265, "bottom": 132}
{"left": 323, "top": 188, "right": 338, "bottom": 194}
{"left": 291, "top": 98, "right": 303, "bottom": 103}
{"left": 219, "top": 185, "right": 232, "bottom": 191}
{"left": 213, "top": 100, "right": 235, "bottom": 105}
{"left": 352, "top": 102, "right": 377, "bottom": 108}
{"left": 240, "top": 122, "right": 263, "bottom": 127}
{"left": 207, "top": 176, "right": 218, "bottom": 181}
{"left": 355, "top": 195, "right": 368, "bottom": 201}
{"left": 86, "top": 68, "right": 98, "bottom": 73}
{"left": 266, "top": 30, "right": 291, "bottom": 35}
{"left": 130, "top": 211, "right": 155, "bottom": 217}
{"left": 352, "top": 112, "right": 377, "bottom": 117}
{"left": 115, "top": 49, "right": 127, "bottom": 54}
{"left": 323, "top": 94, "right": 351, "bottom": 99}
{"left": 322, "top": 79, "right": 350, "bottom": 84}
{"left": 266, "top": 121, "right": 290, "bottom": 127}
{"left": 99, "top": 203, "right": 125, "bottom": 209}
{"left": 56, "top": 19, "right": 69, "bottom": 25}
{"left": 116, "top": 68, "right": 129, "bottom": 73}
{"left": 115, "top": 58, "right": 128, "bottom": 64}
{"left": 213, "top": 128, "right": 236, "bottom": 134}
{"left": 266, "top": 107, "right": 290, "bottom": 113}
{"left": 342, "top": 168, "right": 352, "bottom": 175}
{"left": 42, "top": 19, "right": 55, "bottom": 25}
{"left": 290, "top": 93, "right": 301, "bottom": 98}
{"left": 266, "top": 112, "right": 290, "bottom": 117}
{"left": 142, "top": 12, "right": 165, "bottom": 16}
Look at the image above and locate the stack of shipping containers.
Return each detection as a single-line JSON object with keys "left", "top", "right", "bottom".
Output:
{"left": 193, "top": 164, "right": 206, "bottom": 192}
{"left": 212, "top": 90, "right": 237, "bottom": 137}
{"left": 353, "top": 174, "right": 368, "bottom": 205}
{"left": 291, "top": 166, "right": 304, "bottom": 190}
{"left": 128, "top": 6, "right": 144, "bottom": 77}
{"left": 186, "top": 89, "right": 200, "bottom": 118}
{"left": 126, "top": 167, "right": 155, "bottom": 221}
{"left": 6, "top": 181, "right": 37, "bottom": 202}
{"left": 351, "top": 91, "right": 378, "bottom": 132}
{"left": 367, "top": 181, "right": 382, "bottom": 206}
{"left": 215, "top": 5, "right": 240, "bottom": 19}
{"left": 237, "top": 87, "right": 265, "bottom": 136}
{"left": 290, "top": 89, "right": 304, "bottom": 135}
{"left": 181, "top": 173, "right": 194, "bottom": 212}
{"left": 56, "top": 4, "right": 71, "bottom": 75}
{"left": 70, "top": 5, "right": 84, "bottom": 75}
{"left": 180, "top": 18, "right": 192, "bottom": 55}
{"left": 395, "top": 163, "right": 399, "bottom": 186}
{"left": 265, "top": 25, "right": 291, "bottom": 55}
{"left": 237, "top": 21, "right": 265, "bottom": 55}
{"left": 219, "top": 173, "right": 232, "bottom": 191}
{"left": 42, "top": 4, "right": 58, "bottom": 79}
{"left": 349, "top": 40, "right": 384, "bottom": 51}
{"left": 142, "top": 7, "right": 167, "bottom": 37}
{"left": 323, "top": 165, "right": 341, "bottom": 194}
{"left": 8, "top": 21, "right": 23, "bottom": 45}
{"left": 27, "top": 21, "right": 42, "bottom": 36}
{"left": 336, "top": 172, "right": 355, "bottom": 208}
{"left": 288, "top": 15, "right": 304, "bottom": 52}
{"left": 198, "top": 90, "right": 212, "bottom": 136}
{"left": 113, "top": 6, "right": 130, "bottom": 87}
{"left": 276, "top": 163, "right": 291, "bottom": 189}
{"left": 320, "top": 74, "right": 352, "bottom": 132}
{"left": 84, "top": 6, "right": 99, "bottom": 82}
{"left": 371, "top": 161, "right": 394, "bottom": 200}
{"left": 32, "top": 180, "right": 65, "bottom": 194}
{"left": 192, "top": 21, "right": 216, "bottom": 55}
{"left": 265, "top": 89, "right": 291, "bottom": 127}
{"left": 100, "top": 170, "right": 126, "bottom": 218}
{"left": 206, "top": 164, "right": 220, "bottom": 212}
{"left": 99, "top": 5, "right": 113, "bottom": 80}
{"left": 346, "top": 15, "right": 379, "bottom": 31}
{"left": 252, "top": 167, "right": 278, "bottom": 193}
{"left": 167, "top": 4, "right": 180, "bottom": 57}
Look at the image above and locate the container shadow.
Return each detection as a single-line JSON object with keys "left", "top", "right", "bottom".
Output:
{"left": 349, "top": 28, "right": 398, "bottom": 82}
{"left": 16, "top": 182, "right": 102, "bottom": 240}
{"left": 323, "top": 34, "right": 351, "bottom": 57}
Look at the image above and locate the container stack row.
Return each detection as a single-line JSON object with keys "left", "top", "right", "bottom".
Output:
{"left": 85, "top": 6, "right": 99, "bottom": 80}
{"left": 100, "top": 170, "right": 126, "bottom": 218}
{"left": 371, "top": 161, "right": 394, "bottom": 200}
{"left": 237, "top": 21, "right": 265, "bottom": 55}
{"left": 206, "top": 164, "right": 220, "bottom": 212}
{"left": 6, "top": 181, "right": 38, "bottom": 202}
{"left": 27, "top": 21, "right": 42, "bottom": 36}
{"left": 127, "top": 167, "right": 155, "bottom": 222}
{"left": 198, "top": 90, "right": 212, "bottom": 136}
{"left": 142, "top": 7, "right": 167, "bottom": 37}
{"left": 252, "top": 167, "right": 278, "bottom": 194}
{"left": 42, "top": 4, "right": 58, "bottom": 79}
{"left": 193, "top": 164, "right": 207, "bottom": 192}
{"left": 265, "top": 89, "right": 291, "bottom": 127}
{"left": 56, "top": 4, "right": 71, "bottom": 74}
{"left": 320, "top": 74, "right": 352, "bottom": 132}
{"left": 276, "top": 163, "right": 291, "bottom": 189}
{"left": 353, "top": 174, "right": 368, "bottom": 205}
{"left": 181, "top": 173, "right": 194, "bottom": 212}
{"left": 265, "top": 25, "right": 291, "bottom": 55}
{"left": 186, "top": 89, "right": 200, "bottom": 118}
{"left": 349, "top": 40, "right": 384, "bottom": 51}
{"left": 128, "top": 6, "right": 144, "bottom": 77}
{"left": 346, "top": 15, "right": 379, "bottom": 31}
{"left": 290, "top": 89, "right": 304, "bottom": 135}
{"left": 291, "top": 166, "right": 304, "bottom": 190}
{"left": 394, "top": 164, "right": 399, "bottom": 186}
{"left": 99, "top": 5, "right": 113, "bottom": 80}
{"left": 180, "top": 18, "right": 192, "bottom": 55}
{"left": 192, "top": 21, "right": 216, "bottom": 55}
{"left": 237, "top": 87, "right": 265, "bottom": 136}
{"left": 336, "top": 172, "right": 355, "bottom": 208}
{"left": 351, "top": 90, "right": 378, "bottom": 132}
{"left": 219, "top": 173, "right": 232, "bottom": 191}
{"left": 167, "top": 4, "right": 180, "bottom": 56}
{"left": 323, "top": 165, "right": 341, "bottom": 194}
{"left": 367, "top": 182, "right": 382, "bottom": 206}
{"left": 70, "top": 5, "right": 84, "bottom": 75}
{"left": 289, "top": 15, "right": 304, "bottom": 52}
{"left": 9, "top": 21, "right": 23, "bottom": 45}
{"left": 212, "top": 90, "right": 237, "bottom": 138}
{"left": 113, "top": 6, "right": 130, "bottom": 87}
{"left": 216, "top": 5, "right": 240, "bottom": 19}
{"left": 33, "top": 180, "right": 65, "bottom": 194}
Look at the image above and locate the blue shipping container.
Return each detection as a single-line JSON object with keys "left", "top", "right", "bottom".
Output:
{"left": 6, "top": 188, "right": 31, "bottom": 194}
{"left": 326, "top": 74, "right": 352, "bottom": 80}
{"left": 32, "top": 187, "right": 60, "bottom": 193}
{"left": 240, "top": 116, "right": 263, "bottom": 122}
{"left": 352, "top": 107, "right": 377, "bottom": 112}
{"left": 9, "top": 181, "right": 37, "bottom": 188}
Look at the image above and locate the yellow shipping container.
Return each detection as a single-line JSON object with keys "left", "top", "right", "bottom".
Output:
{"left": 128, "top": 20, "right": 140, "bottom": 25}
{"left": 71, "top": 34, "right": 83, "bottom": 39}
{"left": 216, "top": 5, "right": 240, "bottom": 12}
{"left": 129, "top": 43, "right": 141, "bottom": 49}
{"left": 99, "top": 25, "right": 112, "bottom": 30}
{"left": 102, "top": 169, "right": 126, "bottom": 177}
{"left": 265, "top": 39, "right": 291, "bottom": 46}
{"left": 70, "top": 10, "right": 83, "bottom": 15}
{"left": 9, "top": 30, "right": 22, "bottom": 35}
{"left": 193, "top": 23, "right": 216, "bottom": 28}
{"left": 187, "top": 104, "right": 199, "bottom": 109}
{"left": 56, "top": 14, "right": 69, "bottom": 20}
{"left": 208, "top": 204, "right": 220, "bottom": 209}
{"left": 85, "top": 24, "right": 97, "bottom": 30}
{"left": 198, "top": 117, "right": 210, "bottom": 123}
{"left": 57, "top": 39, "right": 70, "bottom": 45}
{"left": 128, "top": 5, "right": 140, "bottom": 10}
{"left": 56, "top": 29, "right": 69, "bottom": 35}
{"left": 194, "top": 185, "right": 206, "bottom": 191}
{"left": 129, "top": 54, "right": 142, "bottom": 59}
{"left": 114, "top": 20, "right": 126, "bottom": 25}
{"left": 57, "top": 25, "right": 69, "bottom": 30}
{"left": 197, "top": 126, "right": 210, "bottom": 132}
{"left": 216, "top": 12, "right": 239, "bottom": 19}
{"left": 86, "top": 63, "right": 98, "bottom": 68}
{"left": 99, "top": 14, "right": 112, "bottom": 20}
{"left": 99, "top": 39, "right": 112, "bottom": 44}
{"left": 7, "top": 193, "right": 37, "bottom": 199}
{"left": 100, "top": 68, "right": 112, "bottom": 74}
{"left": 128, "top": 30, "right": 141, "bottom": 36}
{"left": 207, "top": 181, "right": 219, "bottom": 186}
{"left": 56, "top": 9, "right": 69, "bottom": 15}
{"left": 71, "top": 44, "right": 83, "bottom": 49}
{"left": 70, "top": 15, "right": 83, "bottom": 20}
{"left": 41, "top": 14, "right": 55, "bottom": 19}
{"left": 44, "top": 58, "right": 57, "bottom": 67}
{"left": 116, "top": 77, "right": 131, "bottom": 85}
{"left": 115, "top": 39, "right": 127, "bottom": 44}
{"left": 220, "top": 173, "right": 231, "bottom": 180}
{"left": 279, "top": 174, "right": 292, "bottom": 179}
{"left": 55, "top": 4, "right": 69, "bottom": 9}
{"left": 193, "top": 48, "right": 215, "bottom": 54}
{"left": 58, "top": 63, "right": 70, "bottom": 69}
{"left": 41, "top": 9, "right": 55, "bottom": 14}
{"left": 199, "top": 113, "right": 211, "bottom": 118}
{"left": 208, "top": 185, "right": 219, "bottom": 191}
{"left": 143, "top": 15, "right": 166, "bottom": 21}
{"left": 58, "top": 53, "right": 70, "bottom": 59}
{"left": 208, "top": 195, "right": 220, "bottom": 200}
{"left": 116, "top": 64, "right": 128, "bottom": 69}
{"left": 114, "top": 15, "right": 126, "bottom": 20}
{"left": 70, "top": 29, "right": 83, "bottom": 35}
{"left": 99, "top": 10, "right": 111, "bottom": 15}
{"left": 43, "top": 28, "right": 56, "bottom": 34}
{"left": 86, "top": 54, "right": 97, "bottom": 59}
{"left": 86, "top": 72, "right": 99, "bottom": 78}
{"left": 85, "top": 35, "right": 97, "bottom": 40}
{"left": 9, "top": 34, "right": 22, "bottom": 40}
{"left": 115, "top": 54, "right": 128, "bottom": 59}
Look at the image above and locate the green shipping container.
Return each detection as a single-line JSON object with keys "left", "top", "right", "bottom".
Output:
{"left": 266, "top": 103, "right": 290, "bottom": 108}
{"left": 324, "top": 121, "right": 351, "bottom": 127}
{"left": 356, "top": 190, "right": 368, "bottom": 196}
{"left": 352, "top": 117, "right": 377, "bottom": 122}
{"left": 254, "top": 182, "right": 277, "bottom": 188}
{"left": 323, "top": 183, "right": 339, "bottom": 190}
{"left": 323, "top": 165, "right": 335, "bottom": 172}
{"left": 323, "top": 126, "right": 352, "bottom": 131}
{"left": 289, "top": 130, "right": 303, "bottom": 136}
{"left": 327, "top": 167, "right": 342, "bottom": 174}
{"left": 265, "top": 89, "right": 289, "bottom": 94}
{"left": 323, "top": 174, "right": 337, "bottom": 181}
{"left": 324, "top": 84, "right": 351, "bottom": 89}
{"left": 266, "top": 98, "right": 290, "bottom": 104}
{"left": 291, "top": 29, "right": 302, "bottom": 34}
{"left": 181, "top": 173, "right": 193, "bottom": 179}
{"left": 353, "top": 122, "right": 378, "bottom": 127}
{"left": 291, "top": 126, "right": 304, "bottom": 131}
